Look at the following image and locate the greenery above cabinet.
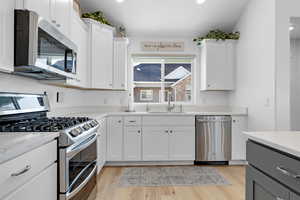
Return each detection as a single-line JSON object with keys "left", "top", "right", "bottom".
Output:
{"left": 82, "top": 11, "right": 112, "bottom": 26}
{"left": 193, "top": 29, "right": 240, "bottom": 46}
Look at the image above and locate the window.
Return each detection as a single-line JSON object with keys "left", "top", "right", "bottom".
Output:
{"left": 133, "top": 57, "right": 193, "bottom": 103}
{"left": 140, "top": 90, "right": 153, "bottom": 101}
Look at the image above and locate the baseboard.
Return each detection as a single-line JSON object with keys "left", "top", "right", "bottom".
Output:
{"left": 229, "top": 160, "right": 248, "bottom": 165}
{"left": 105, "top": 161, "right": 194, "bottom": 166}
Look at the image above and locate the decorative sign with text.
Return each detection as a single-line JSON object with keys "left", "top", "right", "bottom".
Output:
{"left": 141, "top": 41, "right": 185, "bottom": 52}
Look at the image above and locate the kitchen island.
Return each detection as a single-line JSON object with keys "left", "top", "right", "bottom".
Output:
{"left": 244, "top": 132, "right": 300, "bottom": 200}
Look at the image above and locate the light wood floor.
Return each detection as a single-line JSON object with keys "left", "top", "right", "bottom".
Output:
{"left": 95, "top": 166, "right": 245, "bottom": 200}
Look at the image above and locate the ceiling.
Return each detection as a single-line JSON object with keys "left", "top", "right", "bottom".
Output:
{"left": 80, "top": 0, "right": 249, "bottom": 37}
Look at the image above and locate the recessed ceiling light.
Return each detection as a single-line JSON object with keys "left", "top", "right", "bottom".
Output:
{"left": 116, "top": 0, "right": 125, "bottom": 3}
{"left": 290, "top": 25, "right": 295, "bottom": 31}
{"left": 196, "top": 0, "right": 206, "bottom": 5}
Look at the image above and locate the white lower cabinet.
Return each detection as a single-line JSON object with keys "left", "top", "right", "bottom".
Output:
{"left": 4, "top": 163, "right": 57, "bottom": 200}
{"left": 107, "top": 117, "right": 123, "bottom": 161}
{"left": 169, "top": 127, "right": 195, "bottom": 160}
{"left": 124, "top": 127, "right": 142, "bottom": 161}
{"left": 97, "top": 118, "right": 107, "bottom": 173}
{"left": 142, "top": 127, "right": 170, "bottom": 161}
{"left": 106, "top": 116, "right": 195, "bottom": 163}
{"left": 231, "top": 116, "right": 248, "bottom": 161}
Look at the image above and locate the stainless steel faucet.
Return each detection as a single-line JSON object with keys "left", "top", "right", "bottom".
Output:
{"left": 167, "top": 91, "right": 175, "bottom": 112}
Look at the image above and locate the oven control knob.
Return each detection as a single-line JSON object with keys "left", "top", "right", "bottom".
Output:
{"left": 70, "top": 129, "right": 79, "bottom": 137}
{"left": 83, "top": 124, "right": 91, "bottom": 131}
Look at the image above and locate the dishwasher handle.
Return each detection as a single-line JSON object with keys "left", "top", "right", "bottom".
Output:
{"left": 196, "top": 119, "right": 232, "bottom": 122}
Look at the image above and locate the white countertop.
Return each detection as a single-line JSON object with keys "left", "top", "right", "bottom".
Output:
{"left": 244, "top": 131, "right": 300, "bottom": 158}
{"left": 0, "top": 132, "right": 59, "bottom": 165}
{"left": 55, "top": 111, "right": 248, "bottom": 120}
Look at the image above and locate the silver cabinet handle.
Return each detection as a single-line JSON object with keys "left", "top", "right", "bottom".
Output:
{"left": 11, "top": 165, "right": 31, "bottom": 177}
{"left": 137, "top": 130, "right": 141, "bottom": 134}
{"left": 169, "top": 130, "right": 173, "bottom": 133}
{"left": 276, "top": 166, "right": 300, "bottom": 179}
{"left": 165, "top": 130, "right": 169, "bottom": 133}
{"left": 118, "top": 120, "right": 122, "bottom": 123}
{"left": 129, "top": 120, "right": 136, "bottom": 123}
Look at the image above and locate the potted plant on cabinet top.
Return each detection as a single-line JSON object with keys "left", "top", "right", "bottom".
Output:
{"left": 82, "top": 11, "right": 112, "bottom": 26}
{"left": 193, "top": 29, "right": 240, "bottom": 46}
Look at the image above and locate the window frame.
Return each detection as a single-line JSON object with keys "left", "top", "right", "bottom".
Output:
{"left": 131, "top": 56, "right": 196, "bottom": 105}
{"left": 139, "top": 89, "right": 154, "bottom": 101}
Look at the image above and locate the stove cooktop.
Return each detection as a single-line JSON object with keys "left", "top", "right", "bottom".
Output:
{"left": 0, "top": 117, "right": 91, "bottom": 132}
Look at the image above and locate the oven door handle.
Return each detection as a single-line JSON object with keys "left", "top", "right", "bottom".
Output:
{"left": 66, "top": 133, "right": 97, "bottom": 159}
{"left": 65, "top": 163, "right": 97, "bottom": 200}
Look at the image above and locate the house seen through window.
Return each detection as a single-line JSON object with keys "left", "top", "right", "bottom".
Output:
{"left": 133, "top": 57, "right": 193, "bottom": 103}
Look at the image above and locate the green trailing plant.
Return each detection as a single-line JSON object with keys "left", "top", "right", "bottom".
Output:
{"left": 193, "top": 29, "right": 240, "bottom": 45}
{"left": 82, "top": 11, "right": 112, "bottom": 26}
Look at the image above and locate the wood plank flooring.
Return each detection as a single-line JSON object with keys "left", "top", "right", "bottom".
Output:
{"left": 95, "top": 166, "right": 245, "bottom": 200}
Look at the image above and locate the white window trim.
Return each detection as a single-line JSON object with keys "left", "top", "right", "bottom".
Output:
{"left": 131, "top": 56, "right": 196, "bottom": 105}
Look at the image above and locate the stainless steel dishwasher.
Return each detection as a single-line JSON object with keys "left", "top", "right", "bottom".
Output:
{"left": 195, "top": 116, "right": 232, "bottom": 164}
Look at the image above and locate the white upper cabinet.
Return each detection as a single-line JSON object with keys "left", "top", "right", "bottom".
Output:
{"left": 68, "top": 10, "right": 89, "bottom": 88}
{"left": 0, "top": 0, "right": 14, "bottom": 73}
{"left": 87, "top": 21, "right": 114, "bottom": 89}
{"left": 113, "top": 38, "right": 129, "bottom": 90}
{"left": 17, "top": 0, "right": 51, "bottom": 22}
{"left": 17, "top": 0, "right": 71, "bottom": 37}
{"left": 200, "top": 40, "right": 236, "bottom": 91}
{"left": 50, "top": 0, "right": 71, "bottom": 37}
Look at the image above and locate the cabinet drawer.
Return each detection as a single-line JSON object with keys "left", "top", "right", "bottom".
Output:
{"left": 124, "top": 116, "right": 141, "bottom": 126}
{"left": 143, "top": 116, "right": 195, "bottom": 126}
{"left": 246, "top": 165, "right": 290, "bottom": 200}
{"left": 247, "top": 141, "right": 300, "bottom": 192}
{"left": 0, "top": 140, "right": 57, "bottom": 199}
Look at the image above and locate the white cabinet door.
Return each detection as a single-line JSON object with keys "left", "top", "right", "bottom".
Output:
{"left": 113, "top": 39, "right": 128, "bottom": 90}
{"left": 143, "top": 127, "right": 169, "bottom": 161}
{"left": 97, "top": 118, "right": 106, "bottom": 173}
{"left": 50, "top": 0, "right": 71, "bottom": 37}
{"left": 0, "top": 0, "right": 14, "bottom": 73}
{"left": 169, "top": 127, "right": 195, "bottom": 161}
{"left": 107, "top": 117, "right": 123, "bottom": 161}
{"left": 68, "top": 11, "right": 89, "bottom": 87}
{"left": 200, "top": 40, "right": 235, "bottom": 91}
{"left": 231, "top": 116, "right": 247, "bottom": 160}
{"left": 20, "top": 0, "right": 51, "bottom": 22}
{"left": 3, "top": 164, "right": 57, "bottom": 200}
{"left": 91, "top": 24, "right": 113, "bottom": 89}
{"left": 124, "top": 127, "right": 142, "bottom": 161}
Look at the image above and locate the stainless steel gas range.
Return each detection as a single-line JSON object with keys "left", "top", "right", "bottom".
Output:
{"left": 0, "top": 92, "right": 99, "bottom": 200}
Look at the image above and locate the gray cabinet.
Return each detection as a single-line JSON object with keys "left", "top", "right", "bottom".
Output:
{"left": 246, "top": 141, "right": 300, "bottom": 200}
{"left": 291, "top": 193, "right": 300, "bottom": 200}
{"left": 246, "top": 166, "right": 289, "bottom": 200}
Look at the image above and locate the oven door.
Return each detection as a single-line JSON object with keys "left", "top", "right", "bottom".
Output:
{"left": 60, "top": 133, "right": 97, "bottom": 200}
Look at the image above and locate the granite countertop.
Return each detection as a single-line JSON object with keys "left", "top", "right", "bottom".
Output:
{"left": 244, "top": 131, "right": 300, "bottom": 158}
{"left": 0, "top": 132, "right": 59, "bottom": 165}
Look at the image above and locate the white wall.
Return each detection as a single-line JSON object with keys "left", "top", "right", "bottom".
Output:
{"left": 128, "top": 36, "right": 230, "bottom": 106}
{"left": 275, "top": 0, "right": 300, "bottom": 130}
{"left": 0, "top": 73, "right": 128, "bottom": 110}
{"left": 229, "top": 0, "right": 277, "bottom": 131}
{"left": 290, "top": 39, "right": 300, "bottom": 130}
